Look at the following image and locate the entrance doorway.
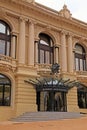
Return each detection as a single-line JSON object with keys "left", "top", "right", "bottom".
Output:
{"left": 37, "top": 91, "right": 67, "bottom": 112}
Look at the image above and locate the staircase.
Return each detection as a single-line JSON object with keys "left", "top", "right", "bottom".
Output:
{"left": 11, "top": 112, "right": 82, "bottom": 122}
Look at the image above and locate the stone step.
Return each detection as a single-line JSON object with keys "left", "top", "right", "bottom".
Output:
{"left": 11, "top": 112, "right": 82, "bottom": 122}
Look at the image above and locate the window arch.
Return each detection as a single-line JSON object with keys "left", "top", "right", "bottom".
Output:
{"left": 0, "top": 74, "right": 11, "bottom": 106}
{"left": 0, "top": 20, "right": 11, "bottom": 56}
{"left": 75, "top": 43, "right": 86, "bottom": 71}
{"left": 38, "top": 33, "right": 54, "bottom": 64}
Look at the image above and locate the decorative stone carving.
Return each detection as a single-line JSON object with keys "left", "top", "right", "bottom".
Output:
{"left": 0, "top": 8, "right": 6, "bottom": 17}
{"left": 12, "top": 0, "right": 35, "bottom": 4}
{"left": 59, "top": 5, "right": 72, "bottom": 19}
{"left": 25, "top": 0, "right": 35, "bottom": 3}
{"left": 0, "top": 63, "right": 16, "bottom": 72}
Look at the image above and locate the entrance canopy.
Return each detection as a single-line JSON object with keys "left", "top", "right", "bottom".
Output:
{"left": 25, "top": 77, "right": 87, "bottom": 92}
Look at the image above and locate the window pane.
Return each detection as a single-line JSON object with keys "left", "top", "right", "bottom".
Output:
{"left": 75, "top": 58, "right": 79, "bottom": 71}
{"left": 80, "top": 59, "right": 83, "bottom": 71}
{"left": 6, "top": 42, "right": 10, "bottom": 56}
{"left": 0, "top": 40, "right": 5, "bottom": 55}
{"left": 75, "top": 45, "right": 83, "bottom": 54}
{"left": 4, "top": 85, "right": 10, "bottom": 106}
{"left": 83, "top": 60, "right": 86, "bottom": 70}
{"left": 0, "top": 85, "right": 3, "bottom": 106}
{"left": 40, "top": 50, "right": 44, "bottom": 63}
{"left": 7, "top": 28, "right": 10, "bottom": 35}
{"left": 40, "top": 40, "right": 49, "bottom": 46}
{"left": 78, "top": 92, "right": 86, "bottom": 108}
{"left": 0, "top": 74, "right": 11, "bottom": 106}
{"left": 51, "top": 52, "right": 53, "bottom": 64}
{"left": 0, "top": 23, "right": 5, "bottom": 33}
{"left": 45, "top": 51, "right": 50, "bottom": 64}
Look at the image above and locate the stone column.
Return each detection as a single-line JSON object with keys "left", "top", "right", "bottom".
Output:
{"left": 67, "top": 33, "right": 73, "bottom": 73}
{"left": 11, "top": 34, "right": 16, "bottom": 58}
{"left": 18, "top": 17, "right": 26, "bottom": 64}
{"left": 34, "top": 38, "right": 39, "bottom": 64}
{"left": 28, "top": 20, "right": 34, "bottom": 65}
{"left": 55, "top": 46, "right": 59, "bottom": 63}
{"left": 73, "top": 48, "right": 76, "bottom": 71}
{"left": 61, "top": 31, "right": 67, "bottom": 72}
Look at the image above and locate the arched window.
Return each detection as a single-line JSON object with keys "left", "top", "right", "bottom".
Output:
{"left": 0, "top": 74, "right": 11, "bottom": 106}
{"left": 75, "top": 43, "right": 86, "bottom": 71}
{"left": 0, "top": 20, "right": 11, "bottom": 56}
{"left": 38, "top": 33, "right": 54, "bottom": 64}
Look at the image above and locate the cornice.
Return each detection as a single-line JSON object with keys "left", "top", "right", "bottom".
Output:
{"left": 1, "top": 0, "right": 87, "bottom": 36}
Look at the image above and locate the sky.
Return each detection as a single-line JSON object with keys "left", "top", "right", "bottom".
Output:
{"left": 35, "top": 0, "right": 87, "bottom": 23}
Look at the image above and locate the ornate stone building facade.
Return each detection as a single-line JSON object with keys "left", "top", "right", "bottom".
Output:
{"left": 0, "top": 0, "right": 87, "bottom": 121}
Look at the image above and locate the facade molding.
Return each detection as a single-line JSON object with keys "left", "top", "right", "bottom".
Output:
{"left": 0, "top": 0, "right": 87, "bottom": 121}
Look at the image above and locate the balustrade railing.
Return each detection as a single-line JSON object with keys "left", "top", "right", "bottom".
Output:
{"left": 76, "top": 71, "right": 87, "bottom": 75}
{"left": 0, "top": 54, "right": 17, "bottom": 67}
{"left": 36, "top": 63, "right": 51, "bottom": 72}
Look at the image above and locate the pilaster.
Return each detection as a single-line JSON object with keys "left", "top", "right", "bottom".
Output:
{"left": 34, "top": 38, "right": 39, "bottom": 64}
{"left": 67, "top": 33, "right": 73, "bottom": 73}
{"left": 54, "top": 44, "right": 59, "bottom": 64}
{"left": 28, "top": 19, "right": 35, "bottom": 66}
{"left": 61, "top": 31, "right": 67, "bottom": 72}
{"left": 18, "top": 17, "right": 27, "bottom": 64}
{"left": 11, "top": 33, "right": 16, "bottom": 58}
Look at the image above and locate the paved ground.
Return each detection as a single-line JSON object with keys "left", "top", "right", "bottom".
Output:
{"left": 0, "top": 116, "right": 87, "bottom": 130}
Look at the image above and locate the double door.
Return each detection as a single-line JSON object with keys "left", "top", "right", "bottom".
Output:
{"left": 37, "top": 91, "right": 67, "bottom": 112}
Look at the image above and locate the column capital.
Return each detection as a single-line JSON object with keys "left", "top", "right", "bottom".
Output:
{"left": 10, "top": 32, "right": 16, "bottom": 36}
{"left": 54, "top": 44, "right": 60, "bottom": 48}
{"left": 67, "top": 32, "right": 74, "bottom": 37}
{"left": 29, "top": 18, "right": 36, "bottom": 24}
{"left": 19, "top": 16, "right": 28, "bottom": 22}
{"left": 60, "top": 29, "right": 68, "bottom": 35}
{"left": 34, "top": 37, "right": 40, "bottom": 43}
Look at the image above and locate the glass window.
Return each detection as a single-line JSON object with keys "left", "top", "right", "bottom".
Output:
{"left": 0, "top": 23, "right": 5, "bottom": 33}
{"left": 80, "top": 59, "right": 83, "bottom": 71}
{"left": 0, "top": 40, "right": 5, "bottom": 55}
{"left": 75, "top": 58, "right": 79, "bottom": 71}
{"left": 38, "top": 33, "right": 54, "bottom": 64}
{"left": 45, "top": 51, "right": 50, "bottom": 64}
{"left": 78, "top": 91, "right": 87, "bottom": 109}
{"left": 40, "top": 50, "right": 44, "bottom": 64}
{"left": 0, "top": 20, "right": 11, "bottom": 56}
{"left": 0, "top": 74, "right": 11, "bottom": 106}
{"left": 75, "top": 43, "right": 86, "bottom": 71}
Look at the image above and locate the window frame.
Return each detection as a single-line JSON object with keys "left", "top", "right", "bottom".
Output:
{"left": 38, "top": 33, "right": 54, "bottom": 64}
{"left": 78, "top": 89, "right": 87, "bottom": 109}
{"left": 0, "top": 20, "right": 11, "bottom": 56}
{"left": 0, "top": 74, "right": 11, "bottom": 106}
{"left": 75, "top": 44, "right": 86, "bottom": 71}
